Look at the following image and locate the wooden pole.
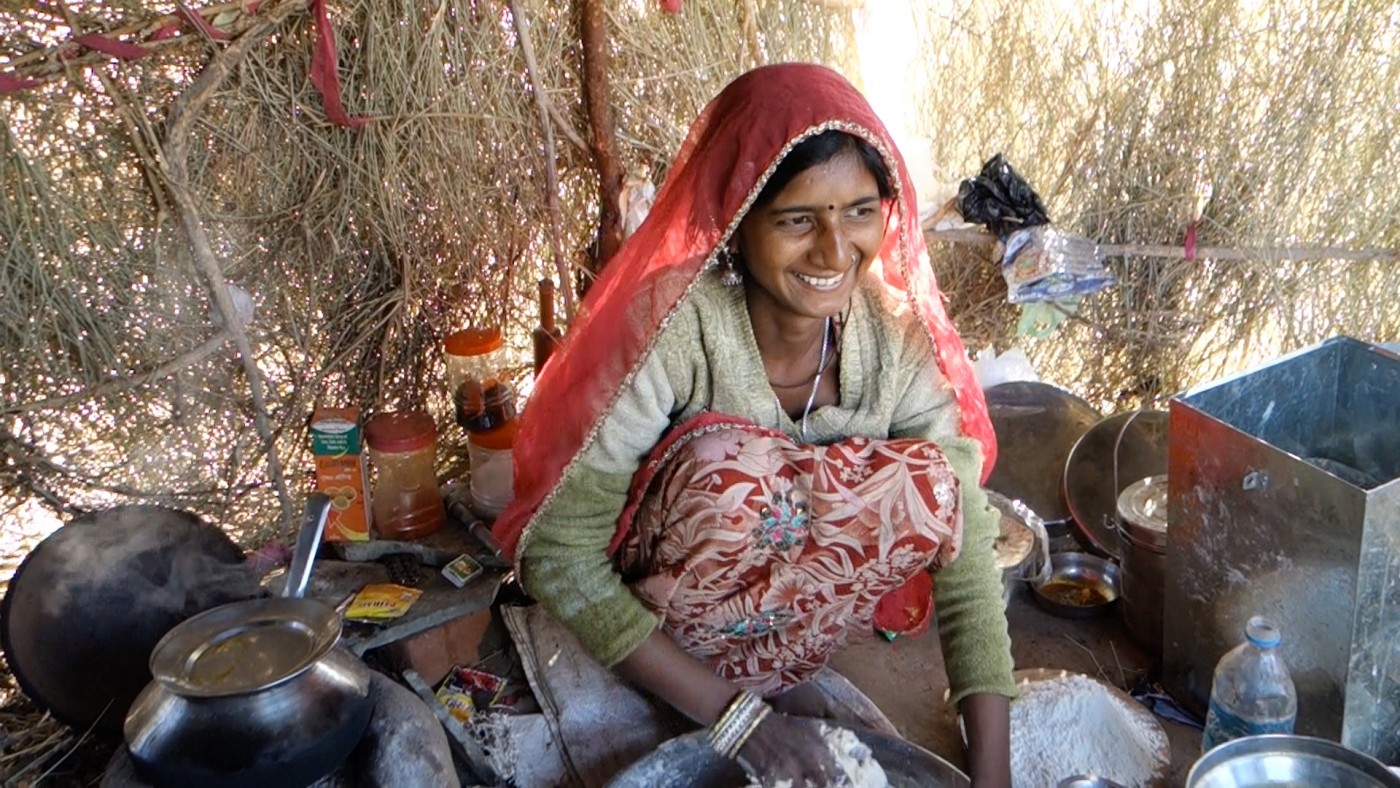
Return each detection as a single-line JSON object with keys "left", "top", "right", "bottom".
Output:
{"left": 578, "top": 0, "right": 625, "bottom": 282}
{"left": 924, "top": 228, "right": 1398, "bottom": 263}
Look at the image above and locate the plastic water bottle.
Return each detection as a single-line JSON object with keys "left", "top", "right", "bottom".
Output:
{"left": 1201, "top": 615, "right": 1297, "bottom": 752}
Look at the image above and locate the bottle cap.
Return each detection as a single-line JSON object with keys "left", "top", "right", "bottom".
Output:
{"left": 365, "top": 411, "right": 437, "bottom": 453}
{"left": 1244, "top": 615, "right": 1282, "bottom": 648}
{"left": 468, "top": 420, "right": 518, "bottom": 450}
{"left": 445, "top": 327, "right": 503, "bottom": 357}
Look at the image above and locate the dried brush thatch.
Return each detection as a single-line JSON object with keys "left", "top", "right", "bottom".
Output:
{"left": 0, "top": 0, "right": 1396, "bottom": 554}
{"left": 0, "top": 0, "right": 853, "bottom": 552}
{"left": 903, "top": 0, "right": 1399, "bottom": 409}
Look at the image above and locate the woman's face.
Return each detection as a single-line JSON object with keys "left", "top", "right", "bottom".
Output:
{"left": 735, "top": 149, "right": 887, "bottom": 322}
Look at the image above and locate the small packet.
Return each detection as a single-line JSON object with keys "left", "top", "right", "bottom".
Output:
{"left": 344, "top": 583, "right": 423, "bottom": 622}
{"left": 435, "top": 682, "right": 476, "bottom": 723}
{"left": 1001, "top": 226, "right": 1115, "bottom": 303}
{"left": 441, "top": 554, "right": 483, "bottom": 588}
{"left": 436, "top": 665, "right": 509, "bottom": 722}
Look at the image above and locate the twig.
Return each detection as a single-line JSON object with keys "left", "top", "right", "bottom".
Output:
{"left": 508, "top": 0, "right": 576, "bottom": 321}
{"left": 1062, "top": 633, "right": 1111, "bottom": 684}
{"left": 1109, "top": 640, "right": 1127, "bottom": 689}
{"left": 28, "top": 699, "right": 108, "bottom": 785}
{"left": 1, "top": 730, "right": 70, "bottom": 788}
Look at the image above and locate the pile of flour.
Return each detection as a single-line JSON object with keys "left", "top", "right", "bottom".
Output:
{"left": 744, "top": 723, "right": 888, "bottom": 788}
{"left": 1010, "top": 674, "right": 1168, "bottom": 788}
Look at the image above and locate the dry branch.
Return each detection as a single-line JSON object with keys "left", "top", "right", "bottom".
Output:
{"left": 158, "top": 0, "right": 301, "bottom": 532}
{"left": 509, "top": 0, "right": 576, "bottom": 320}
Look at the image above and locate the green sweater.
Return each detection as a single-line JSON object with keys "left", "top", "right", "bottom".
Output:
{"left": 519, "top": 274, "right": 1016, "bottom": 705}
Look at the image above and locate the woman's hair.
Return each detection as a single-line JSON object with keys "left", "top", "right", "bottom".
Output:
{"left": 753, "top": 130, "right": 895, "bottom": 208}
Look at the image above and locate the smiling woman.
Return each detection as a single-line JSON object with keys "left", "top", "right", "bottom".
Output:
{"left": 490, "top": 64, "right": 1014, "bottom": 788}
{"left": 731, "top": 133, "right": 893, "bottom": 429}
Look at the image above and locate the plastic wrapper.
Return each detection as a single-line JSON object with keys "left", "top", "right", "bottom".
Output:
{"left": 1002, "top": 226, "right": 1115, "bottom": 303}
{"left": 957, "top": 154, "right": 1050, "bottom": 239}
{"left": 974, "top": 346, "right": 1040, "bottom": 390}
{"left": 343, "top": 583, "right": 422, "bottom": 622}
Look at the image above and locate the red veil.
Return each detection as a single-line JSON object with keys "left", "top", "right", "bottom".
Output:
{"left": 494, "top": 63, "right": 996, "bottom": 560}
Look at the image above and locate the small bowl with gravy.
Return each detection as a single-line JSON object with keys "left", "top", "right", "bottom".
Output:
{"left": 1031, "top": 552, "right": 1120, "bottom": 619}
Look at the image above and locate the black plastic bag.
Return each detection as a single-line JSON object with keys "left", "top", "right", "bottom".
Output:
{"left": 957, "top": 154, "right": 1050, "bottom": 239}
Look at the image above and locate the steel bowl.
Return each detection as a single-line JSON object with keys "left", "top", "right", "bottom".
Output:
{"left": 1187, "top": 735, "right": 1400, "bottom": 787}
{"left": 1058, "top": 776, "right": 1129, "bottom": 788}
{"left": 1031, "top": 552, "right": 1121, "bottom": 619}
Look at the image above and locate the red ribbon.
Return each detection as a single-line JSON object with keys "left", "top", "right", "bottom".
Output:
{"left": 74, "top": 33, "right": 150, "bottom": 60}
{"left": 1184, "top": 221, "right": 1198, "bottom": 261}
{"left": 659, "top": 0, "right": 682, "bottom": 11}
{"left": 309, "top": 0, "right": 370, "bottom": 128}
{"left": 0, "top": 73, "right": 43, "bottom": 93}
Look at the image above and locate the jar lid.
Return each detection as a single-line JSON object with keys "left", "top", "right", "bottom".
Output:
{"left": 366, "top": 411, "right": 437, "bottom": 453}
{"left": 468, "top": 419, "right": 518, "bottom": 450}
{"left": 1117, "top": 474, "right": 1168, "bottom": 544}
{"left": 445, "top": 327, "right": 503, "bottom": 357}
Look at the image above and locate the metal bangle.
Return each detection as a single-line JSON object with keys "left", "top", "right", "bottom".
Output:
{"left": 707, "top": 690, "right": 768, "bottom": 760}
{"left": 727, "top": 702, "right": 771, "bottom": 759}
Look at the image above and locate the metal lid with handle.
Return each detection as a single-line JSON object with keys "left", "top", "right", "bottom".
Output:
{"left": 148, "top": 494, "right": 338, "bottom": 697}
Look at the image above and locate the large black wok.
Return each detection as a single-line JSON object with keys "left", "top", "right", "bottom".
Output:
{"left": 123, "top": 494, "right": 373, "bottom": 788}
{"left": 0, "top": 505, "right": 258, "bottom": 733}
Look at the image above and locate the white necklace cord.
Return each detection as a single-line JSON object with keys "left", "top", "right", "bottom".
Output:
{"left": 771, "top": 316, "right": 833, "bottom": 441}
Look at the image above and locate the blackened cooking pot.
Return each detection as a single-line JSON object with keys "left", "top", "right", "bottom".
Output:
{"left": 123, "top": 494, "right": 373, "bottom": 788}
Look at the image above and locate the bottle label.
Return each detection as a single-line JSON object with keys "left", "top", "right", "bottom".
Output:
{"left": 1202, "top": 697, "right": 1295, "bottom": 751}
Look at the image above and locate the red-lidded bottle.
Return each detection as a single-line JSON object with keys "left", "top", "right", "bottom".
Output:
{"left": 365, "top": 411, "right": 447, "bottom": 540}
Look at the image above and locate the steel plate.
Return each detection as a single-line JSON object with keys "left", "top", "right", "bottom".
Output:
{"left": 1062, "top": 410, "right": 1169, "bottom": 559}
{"left": 984, "top": 381, "right": 1102, "bottom": 527}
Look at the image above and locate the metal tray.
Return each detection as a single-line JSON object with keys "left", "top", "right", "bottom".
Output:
{"left": 984, "top": 381, "right": 1102, "bottom": 527}
{"left": 1187, "top": 734, "right": 1400, "bottom": 787}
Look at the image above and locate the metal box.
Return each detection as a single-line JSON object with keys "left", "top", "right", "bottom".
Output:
{"left": 1164, "top": 337, "right": 1400, "bottom": 760}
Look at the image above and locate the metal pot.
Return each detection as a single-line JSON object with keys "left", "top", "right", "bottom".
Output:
{"left": 124, "top": 495, "right": 374, "bottom": 788}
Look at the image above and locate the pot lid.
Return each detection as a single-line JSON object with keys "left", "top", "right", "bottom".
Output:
{"left": 1117, "top": 474, "right": 1169, "bottom": 534}
{"left": 0, "top": 506, "right": 258, "bottom": 733}
{"left": 149, "top": 597, "right": 341, "bottom": 697}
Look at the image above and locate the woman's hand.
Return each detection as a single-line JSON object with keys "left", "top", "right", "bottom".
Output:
{"left": 769, "top": 681, "right": 835, "bottom": 719}
{"left": 737, "top": 712, "right": 845, "bottom": 788}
